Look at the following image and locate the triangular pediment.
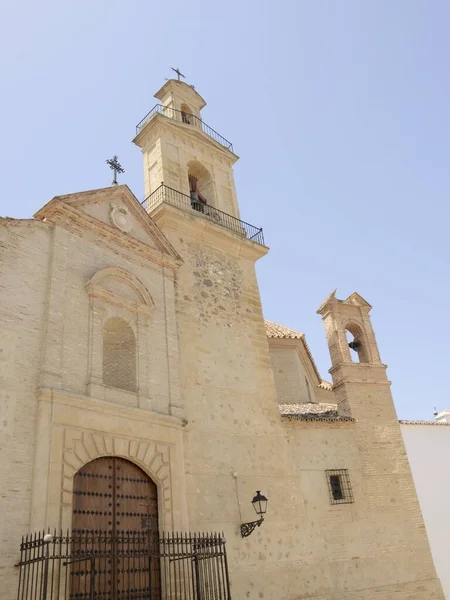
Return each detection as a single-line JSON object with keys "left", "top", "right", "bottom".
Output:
{"left": 344, "top": 292, "right": 372, "bottom": 308}
{"left": 34, "top": 185, "right": 182, "bottom": 264}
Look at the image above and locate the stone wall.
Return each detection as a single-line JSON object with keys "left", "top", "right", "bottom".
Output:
{"left": 268, "top": 345, "right": 316, "bottom": 404}
{"left": 0, "top": 199, "right": 445, "bottom": 599}
{"left": 156, "top": 212, "right": 444, "bottom": 599}
{"left": 0, "top": 219, "right": 51, "bottom": 597}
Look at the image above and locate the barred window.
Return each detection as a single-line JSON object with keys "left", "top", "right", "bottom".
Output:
{"left": 325, "top": 469, "right": 354, "bottom": 505}
{"left": 103, "top": 317, "right": 137, "bottom": 392}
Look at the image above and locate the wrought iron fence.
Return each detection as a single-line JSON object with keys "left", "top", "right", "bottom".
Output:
{"left": 142, "top": 184, "right": 264, "bottom": 245}
{"left": 16, "top": 530, "right": 231, "bottom": 600}
{"left": 135, "top": 105, "right": 234, "bottom": 152}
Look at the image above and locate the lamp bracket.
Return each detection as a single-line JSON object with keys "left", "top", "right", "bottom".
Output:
{"left": 240, "top": 517, "right": 264, "bottom": 538}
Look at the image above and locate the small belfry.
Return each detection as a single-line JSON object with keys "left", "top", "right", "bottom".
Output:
{"left": 317, "top": 290, "right": 386, "bottom": 418}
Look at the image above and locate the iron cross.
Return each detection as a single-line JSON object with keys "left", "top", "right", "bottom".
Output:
{"left": 106, "top": 155, "right": 125, "bottom": 185}
{"left": 171, "top": 67, "right": 185, "bottom": 81}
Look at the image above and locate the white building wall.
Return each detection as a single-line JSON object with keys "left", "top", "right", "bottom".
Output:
{"left": 401, "top": 423, "right": 450, "bottom": 599}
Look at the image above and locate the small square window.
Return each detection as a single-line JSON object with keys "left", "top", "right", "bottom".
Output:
{"left": 325, "top": 469, "right": 354, "bottom": 505}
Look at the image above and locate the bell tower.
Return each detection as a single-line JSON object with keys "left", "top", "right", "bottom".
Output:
{"left": 317, "top": 290, "right": 441, "bottom": 591}
{"left": 316, "top": 290, "right": 387, "bottom": 418}
{"left": 132, "top": 78, "right": 278, "bottom": 536}
{"left": 133, "top": 78, "right": 255, "bottom": 231}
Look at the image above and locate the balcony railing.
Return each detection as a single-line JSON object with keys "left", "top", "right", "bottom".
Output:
{"left": 136, "top": 104, "right": 234, "bottom": 152}
{"left": 142, "top": 184, "right": 264, "bottom": 245}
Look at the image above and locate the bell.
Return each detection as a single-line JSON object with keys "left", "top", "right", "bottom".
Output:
{"left": 348, "top": 339, "right": 361, "bottom": 352}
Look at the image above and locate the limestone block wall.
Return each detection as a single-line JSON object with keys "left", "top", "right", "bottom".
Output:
{"left": 143, "top": 138, "right": 164, "bottom": 201}
{"left": 0, "top": 210, "right": 183, "bottom": 597}
{"left": 158, "top": 218, "right": 444, "bottom": 599}
{"left": 40, "top": 225, "right": 179, "bottom": 414}
{"left": 0, "top": 219, "right": 52, "bottom": 598}
{"left": 142, "top": 125, "right": 239, "bottom": 218}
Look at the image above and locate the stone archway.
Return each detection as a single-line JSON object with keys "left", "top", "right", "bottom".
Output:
{"left": 72, "top": 456, "right": 158, "bottom": 535}
{"left": 60, "top": 431, "right": 172, "bottom": 532}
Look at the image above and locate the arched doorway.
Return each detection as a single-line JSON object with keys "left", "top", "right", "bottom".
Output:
{"left": 72, "top": 457, "right": 159, "bottom": 599}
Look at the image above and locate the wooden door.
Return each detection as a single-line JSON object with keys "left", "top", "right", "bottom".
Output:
{"left": 71, "top": 457, "right": 160, "bottom": 599}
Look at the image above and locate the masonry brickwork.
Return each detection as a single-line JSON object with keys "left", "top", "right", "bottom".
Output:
{"left": 0, "top": 79, "right": 444, "bottom": 599}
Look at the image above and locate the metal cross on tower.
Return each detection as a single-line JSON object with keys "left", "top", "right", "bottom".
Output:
{"left": 171, "top": 67, "right": 185, "bottom": 81}
{"left": 106, "top": 155, "right": 125, "bottom": 185}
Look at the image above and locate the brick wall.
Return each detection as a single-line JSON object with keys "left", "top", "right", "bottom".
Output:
{"left": 0, "top": 219, "right": 51, "bottom": 597}
{"left": 268, "top": 344, "right": 315, "bottom": 404}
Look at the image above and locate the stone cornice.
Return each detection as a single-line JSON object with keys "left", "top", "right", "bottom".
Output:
{"left": 37, "top": 387, "right": 186, "bottom": 430}
{"left": 154, "top": 79, "right": 207, "bottom": 109}
{"left": 329, "top": 362, "right": 388, "bottom": 375}
{"left": 35, "top": 199, "right": 182, "bottom": 271}
{"left": 133, "top": 114, "right": 239, "bottom": 163}
{"left": 281, "top": 416, "right": 355, "bottom": 428}
{"left": 331, "top": 378, "right": 392, "bottom": 389}
{"left": 151, "top": 202, "right": 269, "bottom": 262}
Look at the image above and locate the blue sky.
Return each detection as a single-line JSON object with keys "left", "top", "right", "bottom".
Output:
{"left": 1, "top": 0, "right": 449, "bottom": 419}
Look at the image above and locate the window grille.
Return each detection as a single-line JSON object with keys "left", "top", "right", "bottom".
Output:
{"left": 103, "top": 317, "right": 137, "bottom": 392}
{"left": 325, "top": 469, "right": 354, "bottom": 505}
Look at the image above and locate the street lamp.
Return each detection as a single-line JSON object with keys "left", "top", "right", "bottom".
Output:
{"left": 240, "top": 491, "right": 268, "bottom": 538}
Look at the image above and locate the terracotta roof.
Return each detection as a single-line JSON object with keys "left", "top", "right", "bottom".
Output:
{"left": 279, "top": 402, "right": 337, "bottom": 416}
{"left": 399, "top": 420, "right": 450, "bottom": 426}
{"left": 319, "top": 381, "right": 332, "bottom": 391}
{"left": 264, "top": 320, "right": 332, "bottom": 390}
{"left": 279, "top": 402, "right": 354, "bottom": 423}
{"left": 265, "top": 320, "right": 303, "bottom": 339}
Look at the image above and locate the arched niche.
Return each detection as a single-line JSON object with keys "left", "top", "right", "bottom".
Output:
{"left": 85, "top": 267, "right": 154, "bottom": 405}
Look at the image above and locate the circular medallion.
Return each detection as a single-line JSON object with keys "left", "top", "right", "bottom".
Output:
{"left": 110, "top": 203, "right": 133, "bottom": 233}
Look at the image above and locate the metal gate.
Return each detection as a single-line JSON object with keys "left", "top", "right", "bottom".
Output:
{"left": 16, "top": 531, "right": 232, "bottom": 600}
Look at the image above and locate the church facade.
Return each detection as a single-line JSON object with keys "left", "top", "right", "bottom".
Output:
{"left": 0, "top": 79, "right": 445, "bottom": 599}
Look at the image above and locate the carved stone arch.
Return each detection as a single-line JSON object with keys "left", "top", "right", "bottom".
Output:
{"left": 86, "top": 266, "right": 155, "bottom": 311}
{"left": 61, "top": 430, "right": 172, "bottom": 531}
{"left": 102, "top": 305, "right": 138, "bottom": 335}
{"left": 86, "top": 267, "right": 154, "bottom": 402}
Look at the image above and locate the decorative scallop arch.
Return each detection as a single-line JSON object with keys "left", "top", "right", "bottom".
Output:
{"left": 61, "top": 430, "right": 172, "bottom": 530}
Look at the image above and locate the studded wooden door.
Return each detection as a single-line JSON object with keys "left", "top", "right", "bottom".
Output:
{"left": 72, "top": 457, "right": 160, "bottom": 599}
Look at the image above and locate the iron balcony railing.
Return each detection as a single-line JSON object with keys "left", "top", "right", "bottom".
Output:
{"left": 136, "top": 104, "right": 234, "bottom": 152}
{"left": 142, "top": 184, "right": 264, "bottom": 245}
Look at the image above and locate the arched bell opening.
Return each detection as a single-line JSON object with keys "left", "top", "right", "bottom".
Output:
{"left": 345, "top": 322, "right": 370, "bottom": 363}
{"left": 180, "top": 102, "right": 193, "bottom": 124}
{"left": 187, "top": 160, "right": 216, "bottom": 211}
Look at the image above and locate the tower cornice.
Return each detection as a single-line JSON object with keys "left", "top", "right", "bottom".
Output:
{"left": 154, "top": 79, "right": 207, "bottom": 109}
{"left": 133, "top": 112, "right": 239, "bottom": 162}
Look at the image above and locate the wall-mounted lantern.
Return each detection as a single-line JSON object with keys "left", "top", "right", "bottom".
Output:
{"left": 240, "top": 491, "right": 268, "bottom": 538}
